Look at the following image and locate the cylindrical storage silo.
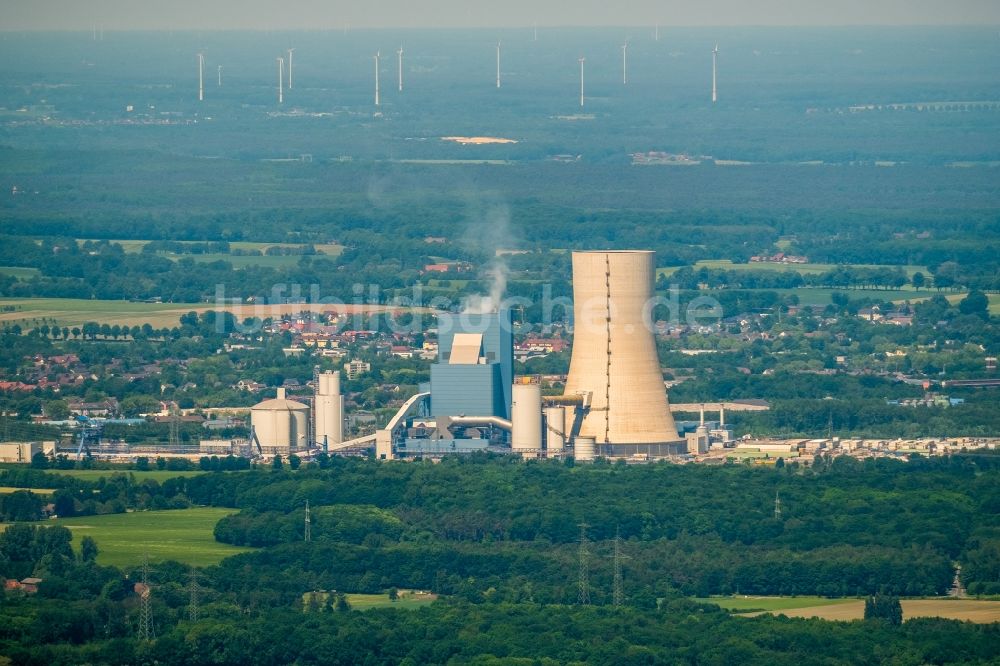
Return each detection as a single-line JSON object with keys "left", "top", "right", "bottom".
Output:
{"left": 564, "top": 251, "right": 679, "bottom": 444}
{"left": 314, "top": 371, "right": 344, "bottom": 446}
{"left": 574, "top": 436, "right": 596, "bottom": 462}
{"left": 250, "top": 388, "right": 310, "bottom": 454}
{"left": 545, "top": 406, "right": 567, "bottom": 455}
{"left": 511, "top": 382, "right": 542, "bottom": 455}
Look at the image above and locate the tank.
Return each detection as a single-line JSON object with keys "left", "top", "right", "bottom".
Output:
{"left": 314, "top": 371, "right": 344, "bottom": 446}
{"left": 574, "top": 436, "right": 596, "bottom": 462}
{"left": 564, "top": 251, "right": 679, "bottom": 444}
{"left": 545, "top": 406, "right": 567, "bottom": 455}
{"left": 511, "top": 382, "right": 542, "bottom": 455}
{"left": 251, "top": 388, "right": 309, "bottom": 453}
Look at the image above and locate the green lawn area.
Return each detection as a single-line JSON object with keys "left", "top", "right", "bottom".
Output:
{"left": 77, "top": 239, "right": 344, "bottom": 257}
{"left": 771, "top": 287, "right": 940, "bottom": 306}
{"left": 50, "top": 507, "right": 251, "bottom": 567}
{"left": 0, "top": 486, "right": 55, "bottom": 495}
{"left": 657, "top": 260, "right": 928, "bottom": 279}
{"left": 694, "top": 596, "right": 857, "bottom": 612}
{"left": 945, "top": 292, "right": 1000, "bottom": 314}
{"left": 302, "top": 590, "right": 439, "bottom": 611}
{"left": 0, "top": 297, "right": 204, "bottom": 329}
{"left": 168, "top": 253, "right": 306, "bottom": 269}
{"left": 45, "top": 469, "right": 206, "bottom": 482}
{"left": 0, "top": 266, "right": 40, "bottom": 279}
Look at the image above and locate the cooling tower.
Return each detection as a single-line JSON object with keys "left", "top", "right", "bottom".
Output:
{"left": 564, "top": 251, "right": 679, "bottom": 444}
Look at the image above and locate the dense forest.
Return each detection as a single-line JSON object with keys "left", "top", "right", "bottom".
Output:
{"left": 1, "top": 455, "right": 999, "bottom": 663}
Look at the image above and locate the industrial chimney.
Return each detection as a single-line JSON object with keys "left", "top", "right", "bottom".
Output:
{"left": 563, "top": 251, "right": 679, "bottom": 445}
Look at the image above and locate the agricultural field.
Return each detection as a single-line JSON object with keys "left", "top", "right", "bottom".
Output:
{"left": 687, "top": 259, "right": 929, "bottom": 278}
{"left": 77, "top": 239, "right": 344, "bottom": 257}
{"left": 51, "top": 507, "right": 252, "bottom": 567}
{"left": 0, "top": 297, "right": 417, "bottom": 329}
{"left": 45, "top": 469, "right": 206, "bottom": 483}
{"left": 0, "top": 266, "right": 40, "bottom": 279}
{"left": 0, "top": 297, "right": 205, "bottom": 329}
{"left": 345, "top": 591, "right": 439, "bottom": 610}
{"left": 699, "top": 596, "right": 1000, "bottom": 623}
{"left": 0, "top": 486, "right": 55, "bottom": 495}
{"left": 772, "top": 287, "right": 942, "bottom": 306}
{"left": 302, "top": 590, "right": 439, "bottom": 611}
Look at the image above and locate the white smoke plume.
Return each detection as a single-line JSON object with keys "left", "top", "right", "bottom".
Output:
{"left": 460, "top": 202, "right": 513, "bottom": 314}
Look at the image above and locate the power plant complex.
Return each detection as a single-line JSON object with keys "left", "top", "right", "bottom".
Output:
{"left": 247, "top": 249, "right": 688, "bottom": 461}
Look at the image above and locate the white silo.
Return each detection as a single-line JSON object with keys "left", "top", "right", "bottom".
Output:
{"left": 250, "top": 388, "right": 310, "bottom": 454}
{"left": 545, "top": 406, "right": 567, "bottom": 456}
{"left": 574, "top": 436, "right": 596, "bottom": 462}
{"left": 314, "top": 371, "right": 344, "bottom": 446}
{"left": 563, "top": 251, "right": 679, "bottom": 445}
{"left": 511, "top": 381, "right": 542, "bottom": 456}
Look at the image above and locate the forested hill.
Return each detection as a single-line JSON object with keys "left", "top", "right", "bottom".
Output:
{"left": 189, "top": 454, "right": 1000, "bottom": 599}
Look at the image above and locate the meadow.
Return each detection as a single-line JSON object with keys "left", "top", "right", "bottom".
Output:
{"left": 0, "top": 267, "right": 40, "bottom": 279}
{"left": 304, "top": 590, "right": 440, "bottom": 611}
{"left": 660, "top": 260, "right": 930, "bottom": 278}
{"left": 698, "top": 596, "right": 1000, "bottom": 623}
{"left": 77, "top": 239, "right": 344, "bottom": 257}
{"left": 51, "top": 507, "right": 252, "bottom": 567}
{"left": 45, "top": 469, "right": 206, "bottom": 483}
{"left": 0, "top": 297, "right": 412, "bottom": 329}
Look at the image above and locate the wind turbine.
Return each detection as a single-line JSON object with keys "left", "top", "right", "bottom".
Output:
{"left": 578, "top": 56, "right": 585, "bottom": 108}
{"left": 622, "top": 41, "right": 628, "bottom": 85}
{"left": 277, "top": 56, "right": 284, "bottom": 104}
{"left": 712, "top": 44, "right": 719, "bottom": 103}
{"left": 533, "top": 23, "right": 538, "bottom": 42}
{"left": 496, "top": 41, "right": 501, "bottom": 89}
{"left": 287, "top": 48, "right": 295, "bottom": 89}
{"left": 397, "top": 46, "right": 404, "bottom": 92}
{"left": 655, "top": 23, "right": 659, "bottom": 41}
{"left": 197, "top": 53, "right": 204, "bottom": 101}
{"left": 374, "top": 51, "right": 381, "bottom": 106}
{"left": 217, "top": 65, "right": 222, "bottom": 87}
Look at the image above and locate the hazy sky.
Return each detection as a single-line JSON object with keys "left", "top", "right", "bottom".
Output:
{"left": 5, "top": 0, "right": 1000, "bottom": 30}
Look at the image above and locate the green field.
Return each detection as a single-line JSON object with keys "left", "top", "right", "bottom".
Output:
{"left": 773, "top": 287, "right": 941, "bottom": 306}
{"left": 658, "top": 260, "right": 928, "bottom": 279}
{"left": 0, "top": 266, "right": 41, "bottom": 279}
{"left": 694, "top": 595, "right": 1000, "bottom": 623}
{"left": 45, "top": 469, "right": 206, "bottom": 482}
{"left": 302, "top": 590, "right": 439, "bottom": 611}
{"left": 0, "top": 486, "right": 55, "bottom": 495}
{"left": 78, "top": 239, "right": 344, "bottom": 257}
{"left": 0, "top": 297, "right": 205, "bottom": 329}
{"left": 945, "top": 292, "right": 1000, "bottom": 314}
{"left": 50, "top": 507, "right": 251, "bottom": 567}
{"left": 167, "top": 253, "right": 307, "bottom": 269}
{"left": 695, "top": 596, "right": 856, "bottom": 612}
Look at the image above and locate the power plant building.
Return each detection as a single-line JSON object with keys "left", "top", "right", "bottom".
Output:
{"left": 431, "top": 310, "right": 513, "bottom": 420}
{"left": 376, "top": 252, "right": 684, "bottom": 461}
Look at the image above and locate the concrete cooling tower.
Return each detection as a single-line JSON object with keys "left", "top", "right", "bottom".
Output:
{"left": 564, "top": 251, "right": 679, "bottom": 445}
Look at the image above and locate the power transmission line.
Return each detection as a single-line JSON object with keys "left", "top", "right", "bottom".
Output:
{"left": 188, "top": 566, "right": 200, "bottom": 622}
{"left": 577, "top": 522, "right": 590, "bottom": 605}
{"left": 304, "top": 500, "right": 312, "bottom": 542}
{"left": 612, "top": 526, "right": 625, "bottom": 607}
{"left": 138, "top": 554, "right": 154, "bottom": 641}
